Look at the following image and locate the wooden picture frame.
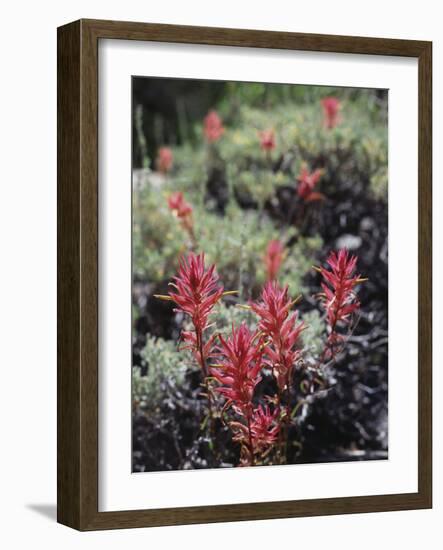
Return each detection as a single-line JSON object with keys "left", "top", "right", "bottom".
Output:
{"left": 57, "top": 18, "right": 432, "bottom": 530}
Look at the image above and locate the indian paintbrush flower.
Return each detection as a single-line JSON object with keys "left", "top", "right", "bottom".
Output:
{"left": 156, "top": 146, "right": 173, "bottom": 174}
{"left": 203, "top": 110, "right": 225, "bottom": 143}
{"left": 321, "top": 96, "right": 341, "bottom": 129}
{"left": 168, "top": 191, "right": 192, "bottom": 218}
{"left": 251, "top": 282, "right": 304, "bottom": 393}
{"left": 167, "top": 191, "right": 194, "bottom": 239}
{"left": 316, "top": 249, "right": 367, "bottom": 361}
{"left": 211, "top": 322, "right": 264, "bottom": 414}
{"left": 264, "top": 239, "right": 284, "bottom": 281}
{"left": 259, "top": 129, "right": 276, "bottom": 152}
{"left": 170, "top": 253, "right": 223, "bottom": 369}
{"left": 211, "top": 323, "right": 281, "bottom": 465}
{"left": 297, "top": 165, "right": 324, "bottom": 202}
{"left": 250, "top": 404, "right": 280, "bottom": 454}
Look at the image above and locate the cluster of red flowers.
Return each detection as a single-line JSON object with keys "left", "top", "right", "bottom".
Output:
{"left": 264, "top": 239, "right": 284, "bottom": 281}
{"left": 297, "top": 165, "right": 324, "bottom": 202}
{"left": 203, "top": 110, "right": 225, "bottom": 143}
{"left": 317, "top": 249, "right": 365, "bottom": 360}
{"left": 321, "top": 97, "right": 341, "bottom": 129}
{"left": 157, "top": 236, "right": 365, "bottom": 466}
{"left": 156, "top": 147, "right": 173, "bottom": 174}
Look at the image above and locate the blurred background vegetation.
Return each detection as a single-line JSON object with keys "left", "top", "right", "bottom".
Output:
{"left": 132, "top": 78, "right": 389, "bottom": 472}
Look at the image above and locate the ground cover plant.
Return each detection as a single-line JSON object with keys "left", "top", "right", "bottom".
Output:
{"left": 132, "top": 79, "right": 388, "bottom": 471}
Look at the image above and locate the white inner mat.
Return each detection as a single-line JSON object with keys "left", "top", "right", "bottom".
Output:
{"left": 98, "top": 39, "right": 418, "bottom": 512}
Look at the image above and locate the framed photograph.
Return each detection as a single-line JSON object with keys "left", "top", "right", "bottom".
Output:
{"left": 57, "top": 19, "right": 432, "bottom": 530}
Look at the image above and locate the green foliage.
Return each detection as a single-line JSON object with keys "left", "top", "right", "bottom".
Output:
{"left": 233, "top": 169, "right": 292, "bottom": 209}
{"left": 132, "top": 180, "right": 185, "bottom": 282}
{"left": 370, "top": 165, "right": 388, "bottom": 200}
{"left": 132, "top": 84, "right": 386, "bottom": 326}
{"left": 301, "top": 309, "right": 325, "bottom": 357}
{"left": 211, "top": 301, "right": 257, "bottom": 336}
{"left": 133, "top": 336, "right": 189, "bottom": 411}
{"left": 215, "top": 95, "right": 388, "bottom": 203}
{"left": 133, "top": 175, "right": 322, "bottom": 296}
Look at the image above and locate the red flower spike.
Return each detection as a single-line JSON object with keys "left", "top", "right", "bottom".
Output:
{"left": 167, "top": 191, "right": 192, "bottom": 218}
{"left": 264, "top": 239, "right": 284, "bottom": 281}
{"left": 320, "top": 249, "right": 361, "bottom": 328}
{"left": 169, "top": 253, "right": 224, "bottom": 334}
{"left": 203, "top": 110, "right": 225, "bottom": 143}
{"left": 167, "top": 192, "right": 194, "bottom": 237}
{"left": 230, "top": 404, "right": 280, "bottom": 465}
{"left": 321, "top": 97, "right": 341, "bottom": 129}
{"left": 259, "top": 129, "right": 276, "bottom": 152}
{"left": 318, "top": 249, "right": 365, "bottom": 361}
{"left": 297, "top": 165, "right": 324, "bottom": 201}
{"left": 211, "top": 323, "right": 264, "bottom": 415}
{"left": 156, "top": 147, "right": 173, "bottom": 174}
{"left": 251, "top": 282, "right": 304, "bottom": 392}
{"left": 250, "top": 405, "right": 280, "bottom": 454}
{"left": 168, "top": 253, "right": 224, "bottom": 372}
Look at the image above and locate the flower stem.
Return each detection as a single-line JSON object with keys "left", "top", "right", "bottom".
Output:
{"left": 247, "top": 408, "right": 255, "bottom": 467}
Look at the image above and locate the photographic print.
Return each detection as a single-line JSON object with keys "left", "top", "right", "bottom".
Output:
{"left": 131, "top": 78, "right": 388, "bottom": 472}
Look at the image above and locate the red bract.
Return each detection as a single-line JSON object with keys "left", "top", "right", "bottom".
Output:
{"left": 297, "top": 165, "right": 324, "bottom": 201}
{"left": 321, "top": 96, "right": 341, "bottom": 129}
{"left": 211, "top": 323, "right": 264, "bottom": 415}
{"left": 156, "top": 146, "right": 173, "bottom": 174}
{"left": 229, "top": 404, "right": 280, "bottom": 465}
{"left": 320, "top": 249, "right": 361, "bottom": 328}
{"left": 251, "top": 282, "right": 304, "bottom": 392}
{"left": 167, "top": 191, "right": 194, "bottom": 238}
{"left": 318, "top": 249, "right": 366, "bottom": 361}
{"left": 203, "top": 110, "right": 225, "bottom": 143}
{"left": 168, "top": 191, "right": 192, "bottom": 218}
{"left": 250, "top": 405, "right": 280, "bottom": 453}
{"left": 211, "top": 323, "right": 280, "bottom": 466}
{"left": 168, "top": 253, "right": 224, "bottom": 371}
{"left": 169, "top": 253, "right": 224, "bottom": 334}
{"left": 264, "top": 239, "right": 284, "bottom": 281}
{"left": 259, "top": 129, "right": 276, "bottom": 152}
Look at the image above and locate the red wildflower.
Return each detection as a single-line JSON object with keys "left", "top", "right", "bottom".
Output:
{"left": 229, "top": 404, "right": 280, "bottom": 465}
{"left": 168, "top": 253, "right": 224, "bottom": 372}
{"left": 297, "top": 165, "right": 324, "bottom": 201}
{"left": 259, "top": 129, "right": 276, "bottom": 152}
{"left": 167, "top": 191, "right": 194, "bottom": 238}
{"left": 251, "top": 282, "right": 304, "bottom": 392}
{"left": 317, "top": 249, "right": 366, "bottom": 360}
{"left": 168, "top": 191, "right": 192, "bottom": 218}
{"left": 250, "top": 405, "right": 280, "bottom": 454}
{"left": 156, "top": 147, "right": 173, "bottom": 174}
{"left": 264, "top": 239, "right": 284, "bottom": 281}
{"left": 321, "top": 97, "right": 341, "bottom": 129}
{"left": 211, "top": 323, "right": 282, "bottom": 465}
{"left": 203, "top": 110, "right": 225, "bottom": 143}
{"left": 320, "top": 249, "right": 361, "bottom": 327}
{"left": 211, "top": 323, "right": 264, "bottom": 414}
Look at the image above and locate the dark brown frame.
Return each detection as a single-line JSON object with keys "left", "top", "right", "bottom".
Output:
{"left": 57, "top": 18, "right": 432, "bottom": 531}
